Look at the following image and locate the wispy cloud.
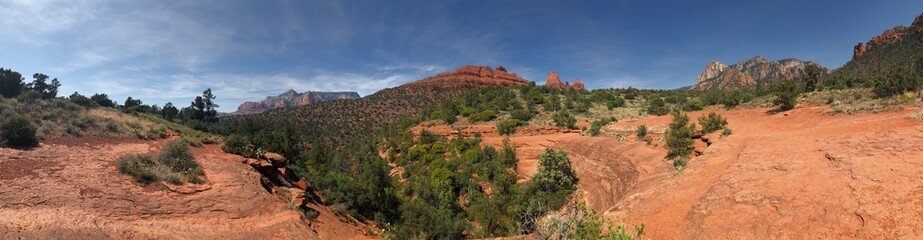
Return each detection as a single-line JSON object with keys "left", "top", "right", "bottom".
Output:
{"left": 0, "top": 0, "right": 99, "bottom": 45}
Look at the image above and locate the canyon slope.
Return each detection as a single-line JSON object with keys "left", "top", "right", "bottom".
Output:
{"left": 413, "top": 105, "right": 923, "bottom": 239}
{"left": 232, "top": 90, "right": 360, "bottom": 115}
{"left": 693, "top": 56, "right": 827, "bottom": 91}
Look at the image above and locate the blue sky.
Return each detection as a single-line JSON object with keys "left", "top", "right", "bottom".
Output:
{"left": 1, "top": 0, "right": 921, "bottom": 111}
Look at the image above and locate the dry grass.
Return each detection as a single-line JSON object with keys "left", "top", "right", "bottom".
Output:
{"left": 797, "top": 88, "right": 922, "bottom": 115}
{"left": 908, "top": 110, "right": 923, "bottom": 121}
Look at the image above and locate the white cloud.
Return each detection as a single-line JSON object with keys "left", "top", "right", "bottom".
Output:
{"left": 73, "top": 69, "right": 424, "bottom": 112}
{"left": 0, "top": 0, "right": 99, "bottom": 45}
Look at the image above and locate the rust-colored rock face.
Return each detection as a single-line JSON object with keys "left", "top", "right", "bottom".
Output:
{"left": 544, "top": 71, "right": 586, "bottom": 90}
{"left": 410, "top": 65, "right": 532, "bottom": 87}
{"left": 545, "top": 71, "right": 564, "bottom": 88}
{"left": 853, "top": 42, "right": 866, "bottom": 61}
{"left": 572, "top": 79, "right": 585, "bottom": 90}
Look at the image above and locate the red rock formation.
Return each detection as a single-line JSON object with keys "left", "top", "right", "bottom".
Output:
{"left": 410, "top": 65, "right": 532, "bottom": 87}
{"left": 545, "top": 71, "right": 564, "bottom": 89}
{"left": 572, "top": 79, "right": 585, "bottom": 90}
{"left": 868, "top": 26, "right": 907, "bottom": 49}
{"left": 544, "top": 71, "right": 586, "bottom": 90}
{"left": 853, "top": 42, "right": 866, "bottom": 61}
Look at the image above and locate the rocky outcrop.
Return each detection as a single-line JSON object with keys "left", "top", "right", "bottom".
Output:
{"left": 544, "top": 71, "right": 586, "bottom": 90}
{"left": 244, "top": 152, "right": 322, "bottom": 213}
{"left": 232, "top": 90, "right": 360, "bottom": 115}
{"left": 693, "top": 56, "right": 827, "bottom": 91}
{"left": 410, "top": 65, "right": 532, "bottom": 87}
{"left": 853, "top": 43, "right": 866, "bottom": 61}
{"left": 572, "top": 79, "right": 585, "bottom": 90}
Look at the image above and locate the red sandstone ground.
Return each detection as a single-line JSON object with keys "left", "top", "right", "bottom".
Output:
{"left": 0, "top": 137, "right": 372, "bottom": 240}
{"left": 417, "top": 106, "right": 923, "bottom": 239}
{"left": 4, "top": 105, "right": 922, "bottom": 239}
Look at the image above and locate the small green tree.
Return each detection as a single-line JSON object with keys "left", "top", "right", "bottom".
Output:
{"left": 665, "top": 111, "right": 695, "bottom": 167}
{"left": 162, "top": 102, "right": 179, "bottom": 121}
{"left": 636, "top": 125, "right": 648, "bottom": 140}
{"left": 698, "top": 112, "right": 728, "bottom": 133}
{"left": 770, "top": 80, "right": 799, "bottom": 110}
{"left": 532, "top": 148, "right": 578, "bottom": 194}
{"left": 69, "top": 92, "right": 96, "bottom": 107}
{"left": 0, "top": 68, "right": 24, "bottom": 98}
{"left": 1, "top": 115, "right": 38, "bottom": 148}
{"left": 91, "top": 93, "right": 116, "bottom": 108}
{"left": 803, "top": 63, "right": 822, "bottom": 92}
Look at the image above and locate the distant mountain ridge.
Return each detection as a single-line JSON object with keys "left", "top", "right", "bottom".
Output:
{"left": 232, "top": 90, "right": 360, "bottom": 115}
{"left": 836, "top": 12, "right": 923, "bottom": 79}
{"left": 227, "top": 65, "right": 533, "bottom": 142}
{"left": 692, "top": 56, "right": 828, "bottom": 90}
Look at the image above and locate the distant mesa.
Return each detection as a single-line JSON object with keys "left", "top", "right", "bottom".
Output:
{"left": 544, "top": 70, "right": 586, "bottom": 91}
{"left": 409, "top": 65, "right": 532, "bottom": 87}
{"left": 692, "top": 56, "right": 828, "bottom": 91}
{"left": 231, "top": 90, "right": 360, "bottom": 115}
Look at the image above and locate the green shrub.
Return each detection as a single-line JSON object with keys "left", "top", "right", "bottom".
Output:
{"left": 770, "top": 80, "right": 799, "bottom": 110}
{"left": 1, "top": 115, "right": 38, "bottom": 148}
{"left": 496, "top": 120, "right": 520, "bottom": 136}
{"left": 118, "top": 154, "right": 158, "bottom": 184}
{"left": 157, "top": 140, "right": 198, "bottom": 173}
{"left": 510, "top": 109, "right": 535, "bottom": 122}
{"left": 872, "top": 74, "right": 923, "bottom": 98}
{"left": 222, "top": 134, "right": 250, "bottom": 155}
{"left": 698, "top": 112, "right": 728, "bottom": 133}
{"left": 665, "top": 111, "right": 695, "bottom": 161}
{"left": 635, "top": 125, "right": 647, "bottom": 140}
{"left": 720, "top": 128, "right": 733, "bottom": 138}
{"left": 120, "top": 140, "right": 204, "bottom": 185}
{"left": 588, "top": 118, "right": 614, "bottom": 137}
{"left": 468, "top": 109, "right": 497, "bottom": 123}
{"left": 646, "top": 97, "right": 669, "bottom": 116}
{"left": 673, "top": 157, "right": 688, "bottom": 172}
{"left": 552, "top": 111, "right": 577, "bottom": 129}
{"left": 683, "top": 98, "right": 704, "bottom": 111}
{"left": 606, "top": 97, "right": 626, "bottom": 110}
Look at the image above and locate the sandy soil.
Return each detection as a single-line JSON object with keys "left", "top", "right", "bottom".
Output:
{"left": 605, "top": 106, "right": 923, "bottom": 239}
{"left": 0, "top": 137, "right": 371, "bottom": 239}
{"left": 419, "top": 106, "right": 923, "bottom": 239}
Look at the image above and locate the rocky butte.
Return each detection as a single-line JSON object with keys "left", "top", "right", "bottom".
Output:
{"left": 692, "top": 56, "right": 827, "bottom": 91}
{"left": 232, "top": 90, "right": 361, "bottom": 115}
{"left": 544, "top": 70, "right": 586, "bottom": 90}
{"left": 409, "top": 65, "right": 532, "bottom": 87}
